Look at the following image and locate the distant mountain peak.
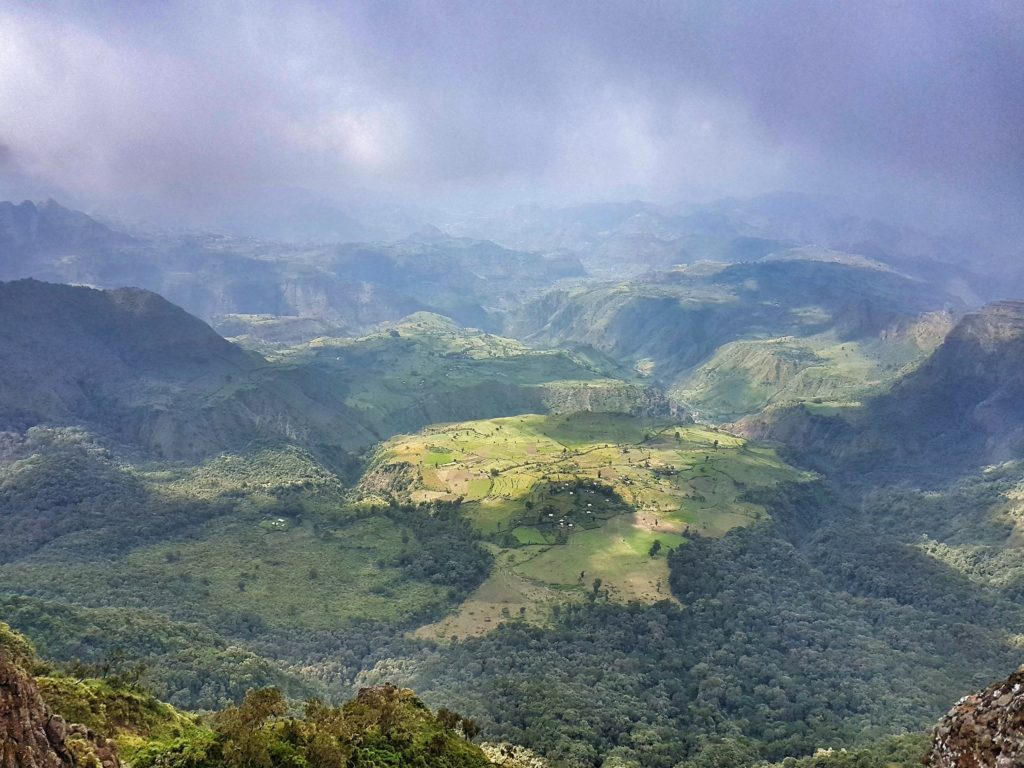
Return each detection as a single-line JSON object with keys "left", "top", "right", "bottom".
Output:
{"left": 405, "top": 223, "right": 448, "bottom": 242}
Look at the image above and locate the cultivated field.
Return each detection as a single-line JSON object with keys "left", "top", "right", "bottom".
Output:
{"left": 361, "top": 412, "right": 809, "bottom": 637}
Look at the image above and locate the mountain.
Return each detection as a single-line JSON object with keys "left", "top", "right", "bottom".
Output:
{"left": 0, "top": 279, "right": 375, "bottom": 462}
{"left": 742, "top": 301, "right": 1024, "bottom": 481}
{"left": 885, "top": 301, "right": 1024, "bottom": 460}
{"left": 444, "top": 192, "right": 1002, "bottom": 299}
{"left": 0, "top": 279, "right": 694, "bottom": 464}
{"left": 0, "top": 200, "right": 584, "bottom": 337}
{"left": 509, "top": 257, "right": 960, "bottom": 420}
{"left": 0, "top": 199, "right": 135, "bottom": 258}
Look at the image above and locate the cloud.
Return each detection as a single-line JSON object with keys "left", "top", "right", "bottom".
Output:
{"left": 0, "top": 0, "right": 1019, "bottom": 225}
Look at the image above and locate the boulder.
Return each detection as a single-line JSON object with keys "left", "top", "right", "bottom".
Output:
{"left": 928, "top": 666, "right": 1024, "bottom": 767}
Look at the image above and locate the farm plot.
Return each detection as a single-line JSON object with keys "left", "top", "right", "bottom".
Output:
{"left": 362, "top": 412, "right": 811, "bottom": 637}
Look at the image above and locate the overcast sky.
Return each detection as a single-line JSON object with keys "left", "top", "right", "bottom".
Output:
{"left": 0, "top": 0, "right": 1021, "bottom": 227}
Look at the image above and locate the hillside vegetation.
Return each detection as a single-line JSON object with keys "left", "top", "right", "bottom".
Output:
{"left": 361, "top": 412, "right": 807, "bottom": 636}
{"left": 511, "top": 259, "right": 958, "bottom": 420}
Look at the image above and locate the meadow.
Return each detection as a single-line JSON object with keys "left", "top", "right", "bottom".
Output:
{"left": 360, "top": 412, "right": 809, "bottom": 637}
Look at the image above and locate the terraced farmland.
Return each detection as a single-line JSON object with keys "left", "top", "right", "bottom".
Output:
{"left": 359, "top": 412, "right": 810, "bottom": 637}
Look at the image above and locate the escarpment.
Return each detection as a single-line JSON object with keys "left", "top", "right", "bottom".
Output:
{"left": 0, "top": 643, "right": 119, "bottom": 768}
{"left": 928, "top": 665, "right": 1024, "bottom": 768}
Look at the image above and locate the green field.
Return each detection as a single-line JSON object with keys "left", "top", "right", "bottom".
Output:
{"left": 360, "top": 412, "right": 809, "bottom": 636}
{"left": 0, "top": 442, "right": 460, "bottom": 634}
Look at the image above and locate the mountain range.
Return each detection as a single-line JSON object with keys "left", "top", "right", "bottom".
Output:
{"left": 2, "top": 195, "right": 1024, "bottom": 767}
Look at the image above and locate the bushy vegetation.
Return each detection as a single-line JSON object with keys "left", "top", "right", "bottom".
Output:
{"left": 131, "top": 685, "right": 490, "bottom": 768}
{"left": 359, "top": 482, "right": 1022, "bottom": 767}
{"left": 757, "top": 732, "right": 930, "bottom": 768}
{"left": 0, "top": 594, "right": 318, "bottom": 710}
{"left": 0, "top": 430, "right": 491, "bottom": 708}
{"left": 4, "top": 619, "right": 491, "bottom": 768}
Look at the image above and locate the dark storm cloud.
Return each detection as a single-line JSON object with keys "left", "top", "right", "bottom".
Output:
{"left": 0, "top": 0, "right": 1020, "bottom": 220}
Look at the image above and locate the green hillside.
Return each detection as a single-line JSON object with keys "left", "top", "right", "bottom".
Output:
{"left": 360, "top": 412, "right": 808, "bottom": 636}
{"left": 674, "top": 313, "right": 951, "bottom": 421}
{"left": 0, "top": 622, "right": 494, "bottom": 768}
{"left": 511, "top": 259, "right": 959, "bottom": 420}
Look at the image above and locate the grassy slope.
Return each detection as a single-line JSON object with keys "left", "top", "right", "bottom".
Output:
{"left": 259, "top": 312, "right": 652, "bottom": 438}
{"left": 359, "top": 412, "right": 808, "bottom": 637}
{"left": 672, "top": 323, "right": 948, "bottom": 422}
{"left": 512, "top": 260, "right": 957, "bottom": 421}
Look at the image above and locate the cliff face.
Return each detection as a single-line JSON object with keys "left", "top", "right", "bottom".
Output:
{"left": 928, "top": 666, "right": 1024, "bottom": 768}
{"left": 0, "top": 655, "right": 118, "bottom": 768}
{"left": 736, "top": 302, "right": 1024, "bottom": 482}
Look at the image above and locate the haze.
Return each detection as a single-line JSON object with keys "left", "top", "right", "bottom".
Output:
{"left": 1, "top": 0, "right": 1021, "bottom": 239}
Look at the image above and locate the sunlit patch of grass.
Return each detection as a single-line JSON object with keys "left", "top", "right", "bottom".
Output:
{"left": 367, "top": 411, "right": 810, "bottom": 638}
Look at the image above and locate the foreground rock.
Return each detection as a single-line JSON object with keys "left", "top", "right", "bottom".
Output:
{"left": 0, "top": 633, "right": 118, "bottom": 768}
{"left": 928, "top": 665, "right": 1024, "bottom": 767}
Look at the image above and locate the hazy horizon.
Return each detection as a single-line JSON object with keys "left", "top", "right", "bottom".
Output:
{"left": 1, "top": 0, "right": 1021, "bottom": 242}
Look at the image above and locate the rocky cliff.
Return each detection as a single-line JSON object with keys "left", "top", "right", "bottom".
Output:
{"left": 928, "top": 666, "right": 1024, "bottom": 767}
{"left": 0, "top": 630, "right": 118, "bottom": 768}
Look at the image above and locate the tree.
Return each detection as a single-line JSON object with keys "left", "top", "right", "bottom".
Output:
{"left": 649, "top": 540, "right": 663, "bottom": 557}
{"left": 214, "top": 687, "right": 287, "bottom": 768}
{"left": 437, "top": 707, "right": 462, "bottom": 731}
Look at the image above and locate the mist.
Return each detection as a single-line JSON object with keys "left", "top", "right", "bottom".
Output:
{"left": 0, "top": 0, "right": 1021, "bottom": 241}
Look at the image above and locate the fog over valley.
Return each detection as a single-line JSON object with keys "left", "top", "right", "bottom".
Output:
{"left": 1, "top": 3, "right": 1023, "bottom": 768}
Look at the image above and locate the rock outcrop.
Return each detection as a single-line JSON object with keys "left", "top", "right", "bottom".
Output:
{"left": 0, "top": 634, "right": 118, "bottom": 768}
{"left": 928, "top": 665, "right": 1024, "bottom": 767}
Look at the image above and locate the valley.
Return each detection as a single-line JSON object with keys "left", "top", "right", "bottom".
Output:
{"left": 0, "top": 197, "right": 1020, "bottom": 768}
{"left": 3, "top": 7, "right": 1020, "bottom": 766}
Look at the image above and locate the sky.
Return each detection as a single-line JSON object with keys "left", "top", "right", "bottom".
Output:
{"left": 0, "top": 0, "right": 1021, "bottom": 230}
